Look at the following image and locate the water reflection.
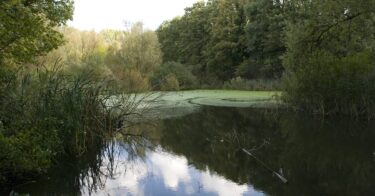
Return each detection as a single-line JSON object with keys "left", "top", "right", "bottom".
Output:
{"left": 11, "top": 107, "right": 375, "bottom": 196}
{"left": 156, "top": 107, "right": 375, "bottom": 196}
{"left": 86, "top": 146, "right": 259, "bottom": 196}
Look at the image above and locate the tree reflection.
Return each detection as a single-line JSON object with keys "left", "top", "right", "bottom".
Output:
{"left": 155, "top": 107, "right": 375, "bottom": 196}
{"left": 11, "top": 107, "right": 375, "bottom": 196}
{"left": 11, "top": 135, "right": 153, "bottom": 195}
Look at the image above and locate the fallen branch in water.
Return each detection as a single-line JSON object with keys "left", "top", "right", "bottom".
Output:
{"left": 242, "top": 148, "right": 288, "bottom": 184}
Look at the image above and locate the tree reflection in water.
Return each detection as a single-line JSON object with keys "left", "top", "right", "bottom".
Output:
{"left": 157, "top": 107, "right": 375, "bottom": 196}
{"left": 11, "top": 107, "right": 375, "bottom": 196}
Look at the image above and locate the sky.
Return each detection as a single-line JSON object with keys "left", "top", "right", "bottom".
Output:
{"left": 68, "top": 0, "right": 201, "bottom": 31}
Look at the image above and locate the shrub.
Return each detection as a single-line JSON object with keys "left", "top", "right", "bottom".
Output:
{"left": 151, "top": 61, "right": 197, "bottom": 90}
{"left": 223, "top": 77, "right": 281, "bottom": 91}
{"left": 113, "top": 69, "right": 150, "bottom": 93}
{"left": 281, "top": 0, "right": 375, "bottom": 119}
{"left": 283, "top": 51, "right": 375, "bottom": 118}
{"left": 161, "top": 74, "right": 180, "bottom": 91}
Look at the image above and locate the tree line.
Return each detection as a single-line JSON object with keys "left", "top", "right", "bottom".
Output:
{"left": 37, "top": 23, "right": 199, "bottom": 91}
{"left": 157, "top": 0, "right": 286, "bottom": 84}
{"left": 157, "top": 0, "right": 375, "bottom": 117}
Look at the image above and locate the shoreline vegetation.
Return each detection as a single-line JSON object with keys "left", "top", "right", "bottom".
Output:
{"left": 0, "top": 66, "right": 148, "bottom": 188}
{"left": 1, "top": 0, "right": 375, "bottom": 191}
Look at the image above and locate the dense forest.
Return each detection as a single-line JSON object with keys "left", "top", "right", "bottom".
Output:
{"left": 1, "top": 0, "right": 375, "bottom": 190}
{"left": 157, "top": 0, "right": 375, "bottom": 117}
{"left": 157, "top": 0, "right": 285, "bottom": 82}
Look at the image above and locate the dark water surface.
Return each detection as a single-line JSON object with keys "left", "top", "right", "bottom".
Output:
{"left": 11, "top": 107, "right": 375, "bottom": 195}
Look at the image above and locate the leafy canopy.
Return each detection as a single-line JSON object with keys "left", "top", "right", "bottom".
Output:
{"left": 0, "top": 0, "right": 74, "bottom": 63}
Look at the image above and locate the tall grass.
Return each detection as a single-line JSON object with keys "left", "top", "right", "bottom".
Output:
{"left": 0, "top": 65, "right": 142, "bottom": 186}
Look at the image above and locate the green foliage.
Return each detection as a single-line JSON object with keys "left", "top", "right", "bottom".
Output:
{"left": 39, "top": 27, "right": 112, "bottom": 78}
{"left": 156, "top": 0, "right": 375, "bottom": 118}
{"left": 157, "top": 0, "right": 288, "bottom": 84}
{"left": 0, "top": 0, "right": 74, "bottom": 63}
{"left": 39, "top": 24, "right": 162, "bottom": 92}
{"left": 0, "top": 66, "right": 132, "bottom": 185}
{"left": 283, "top": 51, "right": 375, "bottom": 117}
{"left": 0, "top": 0, "right": 162, "bottom": 188}
{"left": 101, "top": 23, "right": 162, "bottom": 91}
{"left": 157, "top": 18, "right": 185, "bottom": 63}
{"left": 223, "top": 77, "right": 281, "bottom": 91}
{"left": 242, "top": 0, "right": 286, "bottom": 78}
{"left": 116, "top": 69, "right": 151, "bottom": 92}
{"left": 106, "top": 23, "right": 162, "bottom": 78}
{"left": 158, "top": 1, "right": 211, "bottom": 67}
{"left": 282, "top": 0, "right": 375, "bottom": 118}
{"left": 204, "top": 0, "right": 248, "bottom": 81}
{"left": 160, "top": 74, "right": 180, "bottom": 91}
{"left": 151, "top": 61, "right": 197, "bottom": 90}
{"left": 0, "top": 0, "right": 75, "bottom": 183}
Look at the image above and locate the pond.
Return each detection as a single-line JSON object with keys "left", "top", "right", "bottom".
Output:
{"left": 9, "top": 91, "right": 375, "bottom": 196}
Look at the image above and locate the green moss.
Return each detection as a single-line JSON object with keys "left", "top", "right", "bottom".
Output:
{"left": 158, "top": 90, "right": 278, "bottom": 107}
{"left": 140, "top": 90, "right": 280, "bottom": 119}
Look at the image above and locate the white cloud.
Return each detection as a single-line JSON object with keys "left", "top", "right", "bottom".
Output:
{"left": 149, "top": 150, "right": 191, "bottom": 190}
{"left": 91, "top": 160, "right": 148, "bottom": 196}
{"left": 201, "top": 170, "right": 249, "bottom": 196}
{"left": 69, "top": 0, "right": 201, "bottom": 31}
{"left": 81, "top": 146, "right": 263, "bottom": 196}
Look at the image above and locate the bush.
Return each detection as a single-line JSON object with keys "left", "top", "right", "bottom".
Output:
{"left": 112, "top": 69, "right": 150, "bottom": 93}
{"left": 151, "top": 61, "right": 197, "bottom": 90}
{"left": 281, "top": 0, "right": 375, "bottom": 119}
{"left": 223, "top": 77, "right": 281, "bottom": 91}
{"left": 283, "top": 51, "right": 375, "bottom": 118}
{"left": 160, "top": 74, "right": 180, "bottom": 91}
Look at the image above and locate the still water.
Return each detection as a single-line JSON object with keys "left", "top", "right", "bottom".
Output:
{"left": 12, "top": 107, "right": 375, "bottom": 195}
